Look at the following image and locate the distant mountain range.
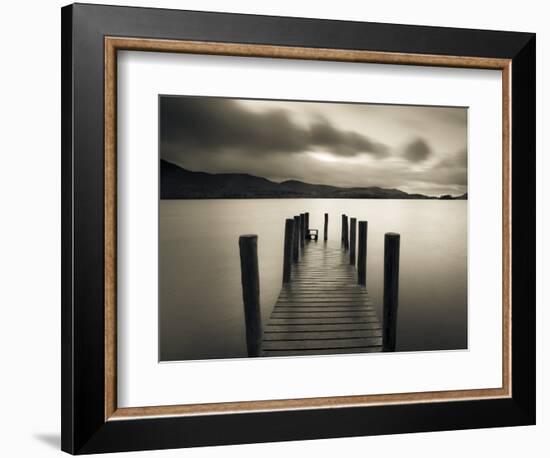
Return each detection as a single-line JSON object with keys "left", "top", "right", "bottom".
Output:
{"left": 160, "top": 160, "right": 467, "bottom": 200}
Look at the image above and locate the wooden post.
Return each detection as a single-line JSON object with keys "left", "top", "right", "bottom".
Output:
{"left": 238, "top": 235, "right": 262, "bottom": 357}
{"left": 292, "top": 215, "right": 300, "bottom": 263}
{"left": 357, "top": 221, "right": 368, "bottom": 286}
{"left": 341, "top": 214, "right": 346, "bottom": 246}
{"left": 324, "top": 213, "right": 328, "bottom": 241}
{"left": 383, "top": 233, "right": 400, "bottom": 352}
{"left": 343, "top": 215, "right": 349, "bottom": 250}
{"left": 282, "top": 219, "right": 294, "bottom": 283}
{"left": 299, "top": 213, "right": 305, "bottom": 248}
{"left": 305, "top": 212, "right": 309, "bottom": 237}
{"left": 349, "top": 217, "right": 357, "bottom": 265}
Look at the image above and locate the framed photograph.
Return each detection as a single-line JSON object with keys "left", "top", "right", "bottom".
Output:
{"left": 61, "top": 3, "right": 536, "bottom": 454}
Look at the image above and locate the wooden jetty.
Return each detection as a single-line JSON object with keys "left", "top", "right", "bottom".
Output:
{"left": 239, "top": 213, "right": 400, "bottom": 357}
{"left": 262, "top": 241, "right": 382, "bottom": 357}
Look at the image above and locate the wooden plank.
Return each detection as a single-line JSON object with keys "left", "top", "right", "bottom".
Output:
{"left": 277, "top": 295, "right": 372, "bottom": 305}
{"left": 278, "top": 295, "right": 371, "bottom": 299}
{"left": 289, "top": 271, "right": 353, "bottom": 274}
{"left": 271, "top": 314, "right": 376, "bottom": 320}
{"left": 277, "top": 298, "right": 371, "bottom": 302}
{"left": 262, "top": 337, "right": 382, "bottom": 350}
{"left": 262, "top": 347, "right": 382, "bottom": 356}
{"left": 268, "top": 317, "right": 380, "bottom": 325}
{"left": 290, "top": 270, "right": 353, "bottom": 273}
{"left": 263, "top": 330, "right": 382, "bottom": 340}
{"left": 280, "top": 290, "right": 367, "bottom": 294}
{"left": 290, "top": 272, "right": 353, "bottom": 275}
{"left": 276, "top": 300, "right": 373, "bottom": 304}
{"left": 279, "top": 289, "right": 369, "bottom": 294}
{"left": 278, "top": 298, "right": 372, "bottom": 302}
{"left": 278, "top": 296, "right": 371, "bottom": 300}
{"left": 284, "top": 284, "right": 358, "bottom": 288}
{"left": 273, "top": 306, "right": 375, "bottom": 312}
{"left": 281, "top": 288, "right": 365, "bottom": 292}
{"left": 271, "top": 309, "right": 376, "bottom": 318}
{"left": 272, "top": 311, "right": 375, "bottom": 316}
{"left": 274, "top": 307, "right": 375, "bottom": 312}
{"left": 278, "top": 292, "right": 370, "bottom": 296}
{"left": 282, "top": 285, "right": 363, "bottom": 288}
{"left": 287, "top": 277, "right": 355, "bottom": 280}
{"left": 287, "top": 279, "right": 356, "bottom": 282}
{"left": 266, "top": 323, "right": 381, "bottom": 332}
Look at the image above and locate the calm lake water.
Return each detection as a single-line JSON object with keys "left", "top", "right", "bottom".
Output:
{"left": 160, "top": 199, "right": 467, "bottom": 361}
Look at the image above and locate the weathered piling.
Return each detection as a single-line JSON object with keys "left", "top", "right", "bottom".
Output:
{"left": 383, "top": 233, "right": 400, "bottom": 352}
{"left": 299, "top": 213, "right": 305, "bottom": 248}
{"left": 349, "top": 217, "right": 357, "bottom": 265}
{"left": 292, "top": 215, "right": 300, "bottom": 263}
{"left": 282, "top": 219, "right": 294, "bottom": 284}
{"left": 305, "top": 212, "right": 309, "bottom": 237}
{"left": 324, "top": 213, "right": 328, "bottom": 241}
{"left": 341, "top": 214, "right": 346, "bottom": 246}
{"left": 343, "top": 215, "right": 349, "bottom": 250}
{"left": 238, "top": 235, "right": 262, "bottom": 357}
{"left": 357, "top": 221, "right": 368, "bottom": 286}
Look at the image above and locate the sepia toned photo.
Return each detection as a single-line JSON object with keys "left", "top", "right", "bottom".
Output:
{"left": 159, "top": 95, "right": 468, "bottom": 361}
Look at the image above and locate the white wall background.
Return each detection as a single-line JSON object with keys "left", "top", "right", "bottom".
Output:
{"left": 0, "top": 1, "right": 544, "bottom": 456}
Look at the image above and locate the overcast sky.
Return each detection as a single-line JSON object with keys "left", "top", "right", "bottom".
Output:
{"left": 160, "top": 96, "right": 467, "bottom": 196}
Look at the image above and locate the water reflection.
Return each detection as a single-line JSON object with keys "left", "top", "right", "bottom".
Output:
{"left": 160, "top": 199, "right": 467, "bottom": 361}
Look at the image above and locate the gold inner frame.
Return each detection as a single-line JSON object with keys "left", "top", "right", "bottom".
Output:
{"left": 104, "top": 36, "right": 512, "bottom": 421}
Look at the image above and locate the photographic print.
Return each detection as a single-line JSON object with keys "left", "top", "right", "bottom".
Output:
{"left": 159, "top": 95, "right": 468, "bottom": 361}
{"left": 62, "top": 8, "right": 534, "bottom": 452}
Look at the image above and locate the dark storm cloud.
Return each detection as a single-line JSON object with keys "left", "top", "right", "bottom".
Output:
{"left": 160, "top": 96, "right": 468, "bottom": 196}
{"left": 160, "top": 96, "right": 388, "bottom": 158}
{"left": 403, "top": 138, "right": 432, "bottom": 162}
{"left": 309, "top": 119, "right": 388, "bottom": 157}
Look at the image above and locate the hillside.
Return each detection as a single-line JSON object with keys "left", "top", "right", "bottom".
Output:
{"left": 160, "top": 160, "right": 466, "bottom": 200}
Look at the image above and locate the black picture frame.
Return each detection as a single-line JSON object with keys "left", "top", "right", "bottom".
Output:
{"left": 61, "top": 3, "right": 535, "bottom": 454}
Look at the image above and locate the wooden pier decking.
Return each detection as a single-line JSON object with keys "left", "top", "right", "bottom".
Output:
{"left": 261, "top": 241, "right": 383, "bottom": 357}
